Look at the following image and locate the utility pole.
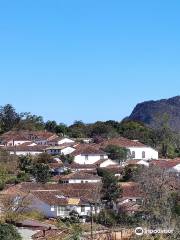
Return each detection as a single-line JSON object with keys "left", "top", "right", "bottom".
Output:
{"left": 90, "top": 204, "right": 93, "bottom": 240}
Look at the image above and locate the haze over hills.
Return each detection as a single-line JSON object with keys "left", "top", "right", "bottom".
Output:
{"left": 128, "top": 96, "right": 180, "bottom": 133}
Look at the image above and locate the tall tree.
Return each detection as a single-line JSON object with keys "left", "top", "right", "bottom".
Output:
{"left": 45, "top": 120, "right": 57, "bottom": 132}
{"left": 15, "top": 113, "right": 44, "bottom": 131}
{"left": 0, "top": 104, "right": 20, "bottom": 132}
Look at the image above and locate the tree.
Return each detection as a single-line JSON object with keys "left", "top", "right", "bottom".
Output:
{"left": 98, "top": 168, "right": 121, "bottom": 207}
{"left": 15, "top": 113, "right": 44, "bottom": 131}
{"left": 32, "top": 163, "right": 50, "bottom": 183}
{"left": 135, "top": 166, "right": 179, "bottom": 229}
{"left": 55, "top": 123, "right": 68, "bottom": 135}
{"left": 18, "top": 155, "right": 32, "bottom": 172}
{"left": 0, "top": 224, "right": 22, "bottom": 240}
{"left": 45, "top": 120, "right": 57, "bottom": 133}
{"left": 68, "top": 121, "right": 87, "bottom": 138}
{"left": 35, "top": 152, "right": 52, "bottom": 164}
{"left": 61, "top": 154, "right": 74, "bottom": 164}
{"left": 0, "top": 104, "right": 20, "bottom": 133}
{"left": 104, "top": 145, "right": 130, "bottom": 164}
{"left": 90, "top": 121, "right": 118, "bottom": 138}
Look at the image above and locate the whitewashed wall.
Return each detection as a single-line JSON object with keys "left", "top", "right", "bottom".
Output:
{"left": 9, "top": 151, "right": 43, "bottom": 156}
{"left": 7, "top": 140, "right": 31, "bottom": 146}
{"left": 74, "top": 154, "right": 108, "bottom": 164}
{"left": 128, "top": 147, "right": 158, "bottom": 160}
{"left": 58, "top": 138, "right": 75, "bottom": 145}
{"left": 99, "top": 159, "right": 117, "bottom": 167}
{"left": 62, "top": 179, "right": 101, "bottom": 184}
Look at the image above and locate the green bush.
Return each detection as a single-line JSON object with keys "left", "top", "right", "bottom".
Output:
{"left": 95, "top": 209, "right": 117, "bottom": 227}
{"left": 0, "top": 223, "right": 22, "bottom": 240}
{"left": 0, "top": 181, "right": 5, "bottom": 190}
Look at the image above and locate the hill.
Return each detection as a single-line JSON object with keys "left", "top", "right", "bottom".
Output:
{"left": 128, "top": 96, "right": 180, "bottom": 132}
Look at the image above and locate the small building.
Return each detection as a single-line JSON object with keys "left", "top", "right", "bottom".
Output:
{"left": 0, "top": 131, "right": 31, "bottom": 146}
{"left": 73, "top": 144, "right": 108, "bottom": 165}
{"left": 47, "top": 137, "right": 75, "bottom": 146}
{"left": 1, "top": 182, "right": 101, "bottom": 220}
{"left": 96, "top": 158, "right": 119, "bottom": 168}
{"left": 59, "top": 172, "right": 102, "bottom": 184}
{"left": 45, "top": 145, "right": 75, "bottom": 155}
{"left": 30, "top": 190, "right": 100, "bottom": 219}
{"left": 3, "top": 142, "right": 47, "bottom": 156}
{"left": 99, "top": 137, "right": 158, "bottom": 160}
{"left": 115, "top": 182, "right": 143, "bottom": 215}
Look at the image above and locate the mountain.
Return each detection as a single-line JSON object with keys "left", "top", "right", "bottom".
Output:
{"left": 128, "top": 96, "right": 180, "bottom": 132}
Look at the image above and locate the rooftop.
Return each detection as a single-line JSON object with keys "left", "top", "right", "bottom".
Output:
{"left": 99, "top": 137, "right": 146, "bottom": 148}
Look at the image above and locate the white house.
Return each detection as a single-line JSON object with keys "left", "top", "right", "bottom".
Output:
{"left": 3, "top": 143, "right": 46, "bottom": 156}
{"left": 96, "top": 159, "right": 119, "bottom": 168}
{"left": 171, "top": 163, "right": 180, "bottom": 173}
{"left": 115, "top": 182, "right": 143, "bottom": 215}
{"left": 57, "top": 138, "right": 75, "bottom": 145}
{"left": 0, "top": 130, "right": 58, "bottom": 146}
{"left": 127, "top": 159, "right": 150, "bottom": 167}
{"left": 0, "top": 132, "right": 31, "bottom": 146}
{"left": 73, "top": 145, "right": 108, "bottom": 165}
{"left": 128, "top": 146, "right": 158, "bottom": 160}
{"left": 47, "top": 137, "right": 75, "bottom": 146}
{"left": 60, "top": 172, "right": 101, "bottom": 184}
{"left": 2, "top": 183, "right": 101, "bottom": 220}
{"left": 30, "top": 190, "right": 100, "bottom": 219}
{"left": 45, "top": 146, "right": 75, "bottom": 155}
{"left": 100, "top": 137, "right": 158, "bottom": 160}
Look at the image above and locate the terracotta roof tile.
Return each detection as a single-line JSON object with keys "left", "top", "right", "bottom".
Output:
{"left": 60, "top": 172, "right": 101, "bottom": 180}
{"left": 99, "top": 137, "right": 146, "bottom": 148}
{"left": 72, "top": 144, "right": 106, "bottom": 156}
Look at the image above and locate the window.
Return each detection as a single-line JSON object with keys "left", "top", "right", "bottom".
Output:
{"left": 142, "top": 151, "right": 145, "bottom": 158}
{"left": 132, "top": 151, "right": 135, "bottom": 158}
{"left": 81, "top": 205, "right": 85, "bottom": 212}
{"left": 57, "top": 206, "right": 65, "bottom": 216}
{"left": 51, "top": 206, "right": 55, "bottom": 211}
{"left": 85, "top": 155, "right": 88, "bottom": 160}
{"left": 100, "top": 155, "right": 104, "bottom": 160}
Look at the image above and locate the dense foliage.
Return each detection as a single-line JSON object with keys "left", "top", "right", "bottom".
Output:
{"left": 0, "top": 223, "right": 22, "bottom": 240}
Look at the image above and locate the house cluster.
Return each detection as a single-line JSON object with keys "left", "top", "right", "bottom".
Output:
{"left": 0, "top": 130, "right": 179, "bottom": 221}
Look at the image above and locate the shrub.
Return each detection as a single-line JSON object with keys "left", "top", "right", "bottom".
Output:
{"left": 0, "top": 223, "right": 22, "bottom": 240}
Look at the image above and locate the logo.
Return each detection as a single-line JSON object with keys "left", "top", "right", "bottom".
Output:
{"left": 135, "top": 227, "right": 173, "bottom": 236}
{"left": 135, "top": 227, "right": 144, "bottom": 236}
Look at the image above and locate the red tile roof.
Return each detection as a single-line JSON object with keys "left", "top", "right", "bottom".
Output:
{"left": 2, "top": 182, "right": 102, "bottom": 203}
{"left": 0, "top": 130, "right": 58, "bottom": 142}
{"left": 60, "top": 172, "right": 101, "bottom": 180}
{"left": 120, "top": 182, "right": 142, "bottom": 198}
{"left": 3, "top": 143, "right": 47, "bottom": 152}
{"left": 151, "top": 159, "right": 180, "bottom": 169}
{"left": 70, "top": 163, "right": 97, "bottom": 169}
{"left": 72, "top": 144, "right": 106, "bottom": 156}
{"left": 99, "top": 137, "right": 146, "bottom": 148}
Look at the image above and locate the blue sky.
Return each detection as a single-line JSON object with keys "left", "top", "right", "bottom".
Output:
{"left": 0, "top": 0, "right": 180, "bottom": 125}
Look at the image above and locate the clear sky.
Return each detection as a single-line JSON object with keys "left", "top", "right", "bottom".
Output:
{"left": 0, "top": 0, "right": 180, "bottom": 125}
